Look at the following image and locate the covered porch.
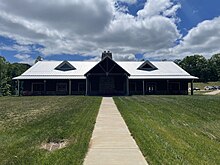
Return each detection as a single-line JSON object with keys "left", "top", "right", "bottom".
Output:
{"left": 16, "top": 79, "right": 86, "bottom": 96}
{"left": 85, "top": 55, "right": 130, "bottom": 96}
{"left": 129, "top": 79, "right": 194, "bottom": 95}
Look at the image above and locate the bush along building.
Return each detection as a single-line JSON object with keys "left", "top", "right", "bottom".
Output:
{"left": 13, "top": 51, "right": 198, "bottom": 96}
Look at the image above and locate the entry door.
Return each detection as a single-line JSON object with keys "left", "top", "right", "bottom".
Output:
{"left": 99, "top": 76, "right": 115, "bottom": 95}
{"left": 147, "top": 83, "right": 156, "bottom": 94}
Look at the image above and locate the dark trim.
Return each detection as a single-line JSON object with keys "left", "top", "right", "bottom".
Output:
{"left": 137, "top": 60, "right": 158, "bottom": 71}
{"left": 84, "top": 56, "right": 130, "bottom": 76}
{"left": 55, "top": 60, "right": 76, "bottom": 71}
{"left": 87, "top": 73, "right": 128, "bottom": 76}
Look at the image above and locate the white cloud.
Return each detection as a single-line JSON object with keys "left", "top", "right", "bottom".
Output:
{"left": 174, "top": 16, "right": 220, "bottom": 58}
{"left": 0, "top": 43, "right": 35, "bottom": 53}
{"left": 163, "top": 3, "right": 181, "bottom": 18}
{"left": 137, "top": 0, "right": 180, "bottom": 19}
{"left": 14, "top": 54, "right": 35, "bottom": 64}
{"left": 117, "top": 0, "right": 137, "bottom": 4}
{"left": 113, "top": 53, "right": 136, "bottom": 61}
{"left": 0, "top": 0, "right": 185, "bottom": 61}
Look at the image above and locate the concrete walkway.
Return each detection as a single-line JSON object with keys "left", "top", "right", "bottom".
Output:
{"left": 83, "top": 97, "right": 148, "bottom": 165}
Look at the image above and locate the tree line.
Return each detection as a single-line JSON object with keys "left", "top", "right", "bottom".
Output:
{"left": 0, "top": 56, "right": 30, "bottom": 96}
{"left": 175, "top": 53, "right": 220, "bottom": 82}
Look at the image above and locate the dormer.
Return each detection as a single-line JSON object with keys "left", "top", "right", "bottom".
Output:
{"left": 137, "top": 60, "right": 157, "bottom": 71}
{"left": 55, "top": 61, "right": 76, "bottom": 71}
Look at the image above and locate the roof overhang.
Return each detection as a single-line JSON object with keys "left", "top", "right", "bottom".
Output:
{"left": 129, "top": 75, "right": 198, "bottom": 79}
{"left": 13, "top": 75, "right": 86, "bottom": 80}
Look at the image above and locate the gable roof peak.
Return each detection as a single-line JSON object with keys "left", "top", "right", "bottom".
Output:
{"left": 84, "top": 55, "right": 130, "bottom": 76}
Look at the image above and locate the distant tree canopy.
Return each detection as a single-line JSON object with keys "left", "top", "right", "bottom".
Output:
{"left": 175, "top": 53, "right": 220, "bottom": 82}
{"left": 0, "top": 56, "right": 30, "bottom": 96}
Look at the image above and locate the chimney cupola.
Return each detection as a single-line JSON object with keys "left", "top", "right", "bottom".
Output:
{"left": 101, "top": 51, "right": 112, "bottom": 60}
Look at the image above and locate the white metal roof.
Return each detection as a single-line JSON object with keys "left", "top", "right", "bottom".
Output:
{"left": 117, "top": 61, "right": 197, "bottom": 79}
{"left": 13, "top": 60, "right": 198, "bottom": 80}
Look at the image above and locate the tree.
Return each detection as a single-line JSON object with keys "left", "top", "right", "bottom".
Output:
{"left": 179, "top": 55, "right": 209, "bottom": 82}
{"left": 0, "top": 56, "right": 30, "bottom": 96}
{"left": 35, "top": 56, "right": 43, "bottom": 63}
{"left": 174, "top": 59, "right": 181, "bottom": 65}
{"left": 209, "top": 53, "right": 220, "bottom": 81}
{"left": 7, "top": 63, "right": 31, "bottom": 94}
{"left": 0, "top": 56, "right": 11, "bottom": 95}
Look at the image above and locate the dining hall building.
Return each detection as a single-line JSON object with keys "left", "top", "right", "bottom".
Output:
{"left": 13, "top": 51, "right": 197, "bottom": 96}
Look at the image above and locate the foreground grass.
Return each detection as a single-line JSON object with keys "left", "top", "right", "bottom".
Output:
{"left": 0, "top": 96, "right": 101, "bottom": 165}
{"left": 114, "top": 96, "right": 220, "bottom": 165}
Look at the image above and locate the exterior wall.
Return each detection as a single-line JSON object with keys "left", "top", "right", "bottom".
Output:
{"left": 87, "top": 75, "right": 127, "bottom": 95}
{"left": 20, "top": 79, "right": 86, "bottom": 96}
{"left": 18, "top": 78, "right": 189, "bottom": 96}
{"left": 129, "top": 79, "right": 189, "bottom": 95}
{"left": 71, "top": 79, "right": 86, "bottom": 95}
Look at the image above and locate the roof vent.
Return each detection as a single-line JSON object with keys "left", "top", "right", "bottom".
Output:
{"left": 137, "top": 60, "right": 157, "bottom": 71}
{"left": 101, "top": 51, "right": 112, "bottom": 60}
{"left": 55, "top": 61, "right": 76, "bottom": 71}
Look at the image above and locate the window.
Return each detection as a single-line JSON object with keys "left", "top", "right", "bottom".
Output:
{"left": 137, "top": 61, "right": 158, "bottom": 71}
{"left": 55, "top": 61, "right": 76, "bottom": 71}
{"left": 130, "top": 82, "right": 136, "bottom": 91}
{"left": 32, "top": 83, "right": 44, "bottom": 92}
{"left": 169, "top": 82, "right": 180, "bottom": 91}
{"left": 78, "top": 83, "right": 86, "bottom": 92}
{"left": 56, "top": 83, "right": 67, "bottom": 92}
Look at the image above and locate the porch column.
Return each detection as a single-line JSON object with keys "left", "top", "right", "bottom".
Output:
{"left": 143, "top": 80, "right": 145, "bottom": 95}
{"left": 69, "top": 79, "right": 71, "bottom": 95}
{"left": 167, "top": 80, "right": 169, "bottom": 94}
{"left": 191, "top": 80, "right": 194, "bottom": 95}
{"left": 17, "top": 80, "right": 20, "bottom": 96}
{"left": 86, "top": 77, "right": 88, "bottom": 96}
{"left": 44, "top": 80, "right": 47, "bottom": 95}
{"left": 126, "top": 76, "right": 129, "bottom": 96}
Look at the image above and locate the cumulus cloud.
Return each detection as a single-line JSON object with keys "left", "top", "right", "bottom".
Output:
{"left": 0, "top": 0, "right": 199, "bottom": 61}
{"left": 0, "top": 0, "right": 113, "bottom": 35}
{"left": 14, "top": 54, "right": 35, "bottom": 64}
{"left": 173, "top": 16, "right": 220, "bottom": 58}
{"left": 117, "top": 0, "right": 137, "bottom": 4}
{"left": 137, "top": 0, "right": 180, "bottom": 18}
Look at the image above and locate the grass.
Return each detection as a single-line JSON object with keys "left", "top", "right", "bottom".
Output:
{"left": 0, "top": 96, "right": 101, "bottom": 165}
{"left": 114, "top": 95, "right": 220, "bottom": 165}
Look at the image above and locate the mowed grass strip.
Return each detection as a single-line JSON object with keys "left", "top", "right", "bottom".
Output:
{"left": 114, "top": 96, "right": 220, "bottom": 165}
{"left": 0, "top": 96, "right": 101, "bottom": 165}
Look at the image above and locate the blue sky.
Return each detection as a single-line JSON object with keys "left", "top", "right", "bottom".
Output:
{"left": 0, "top": 0, "right": 220, "bottom": 64}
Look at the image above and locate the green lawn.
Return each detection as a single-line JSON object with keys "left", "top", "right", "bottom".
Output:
{"left": 0, "top": 96, "right": 101, "bottom": 165}
{"left": 114, "top": 96, "right": 220, "bottom": 165}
